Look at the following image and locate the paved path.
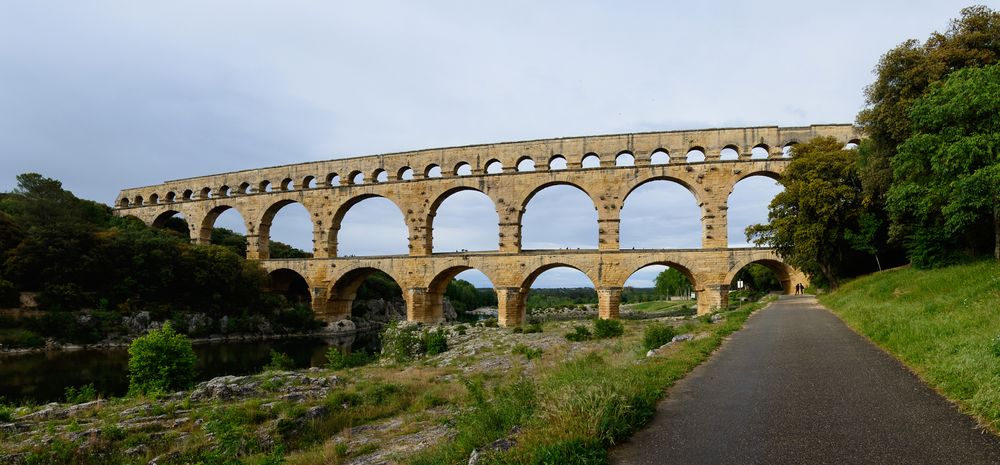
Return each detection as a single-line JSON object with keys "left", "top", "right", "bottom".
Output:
{"left": 611, "top": 295, "right": 1000, "bottom": 465}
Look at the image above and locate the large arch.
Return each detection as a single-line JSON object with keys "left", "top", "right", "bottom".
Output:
{"left": 266, "top": 268, "right": 311, "bottom": 308}
{"left": 151, "top": 210, "right": 192, "bottom": 240}
{"left": 727, "top": 175, "right": 783, "bottom": 247}
{"left": 331, "top": 194, "right": 408, "bottom": 257}
{"left": 426, "top": 265, "right": 499, "bottom": 322}
{"left": 520, "top": 182, "right": 598, "bottom": 250}
{"left": 259, "top": 199, "right": 315, "bottom": 259}
{"left": 724, "top": 258, "right": 797, "bottom": 295}
{"left": 428, "top": 187, "right": 500, "bottom": 253}
{"left": 199, "top": 205, "right": 249, "bottom": 250}
{"left": 620, "top": 178, "right": 701, "bottom": 249}
{"left": 323, "top": 266, "right": 405, "bottom": 322}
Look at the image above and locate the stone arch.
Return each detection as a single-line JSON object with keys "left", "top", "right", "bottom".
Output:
{"left": 724, "top": 257, "right": 798, "bottom": 295}
{"left": 302, "top": 175, "right": 317, "bottom": 189}
{"left": 619, "top": 259, "right": 697, "bottom": 290}
{"left": 133, "top": 195, "right": 144, "bottom": 206}
{"left": 373, "top": 169, "right": 389, "bottom": 183}
{"left": 623, "top": 176, "right": 700, "bottom": 205}
{"left": 548, "top": 155, "right": 568, "bottom": 170}
{"left": 425, "top": 265, "right": 499, "bottom": 322}
{"left": 454, "top": 161, "right": 472, "bottom": 176}
{"left": 326, "top": 173, "right": 341, "bottom": 187}
{"left": 719, "top": 145, "right": 740, "bottom": 161}
{"left": 216, "top": 186, "right": 230, "bottom": 197}
{"left": 516, "top": 156, "right": 536, "bottom": 172}
{"left": 485, "top": 159, "right": 503, "bottom": 174}
{"left": 519, "top": 181, "right": 599, "bottom": 250}
{"left": 199, "top": 205, "right": 249, "bottom": 247}
{"left": 324, "top": 265, "right": 405, "bottom": 322}
{"left": 522, "top": 262, "right": 598, "bottom": 289}
{"left": 165, "top": 192, "right": 176, "bottom": 203}
{"left": 620, "top": 177, "right": 702, "bottom": 249}
{"left": 732, "top": 169, "right": 782, "bottom": 186}
{"left": 152, "top": 210, "right": 192, "bottom": 239}
{"left": 119, "top": 198, "right": 130, "bottom": 208}
{"left": 199, "top": 187, "right": 212, "bottom": 199}
{"left": 257, "top": 181, "right": 271, "bottom": 194}
{"left": 425, "top": 164, "right": 443, "bottom": 178}
{"left": 615, "top": 151, "right": 635, "bottom": 166}
{"left": 686, "top": 146, "right": 706, "bottom": 163}
{"left": 148, "top": 193, "right": 159, "bottom": 205}
{"left": 330, "top": 193, "right": 407, "bottom": 257}
{"left": 182, "top": 189, "right": 194, "bottom": 200}
{"left": 258, "top": 199, "right": 316, "bottom": 259}
{"left": 266, "top": 268, "right": 311, "bottom": 308}
{"left": 428, "top": 187, "right": 500, "bottom": 253}
{"left": 751, "top": 144, "right": 770, "bottom": 159}
{"left": 781, "top": 141, "right": 799, "bottom": 157}
{"left": 397, "top": 167, "right": 414, "bottom": 181}
{"left": 348, "top": 170, "right": 364, "bottom": 185}
{"left": 650, "top": 148, "right": 669, "bottom": 165}
{"left": 581, "top": 152, "right": 601, "bottom": 168}
{"left": 280, "top": 178, "right": 294, "bottom": 191}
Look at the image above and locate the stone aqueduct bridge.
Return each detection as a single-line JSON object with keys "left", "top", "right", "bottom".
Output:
{"left": 115, "top": 124, "right": 859, "bottom": 327}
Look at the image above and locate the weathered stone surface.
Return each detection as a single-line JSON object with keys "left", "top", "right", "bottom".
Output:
{"left": 116, "top": 125, "right": 846, "bottom": 326}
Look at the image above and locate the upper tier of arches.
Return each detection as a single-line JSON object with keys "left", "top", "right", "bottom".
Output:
{"left": 116, "top": 124, "right": 859, "bottom": 208}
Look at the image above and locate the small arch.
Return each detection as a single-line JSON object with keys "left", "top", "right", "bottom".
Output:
{"left": 548, "top": 155, "right": 567, "bottom": 170}
{"left": 326, "top": 173, "right": 341, "bottom": 187}
{"left": 258, "top": 181, "right": 272, "bottom": 193}
{"left": 119, "top": 198, "right": 130, "bottom": 208}
{"left": 615, "top": 151, "right": 635, "bottom": 166}
{"left": 165, "top": 192, "right": 176, "bottom": 203}
{"left": 782, "top": 141, "right": 798, "bottom": 158}
{"left": 426, "top": 164, "right": 443, "bottom": 178}
{"left": 485, "top": 159, "right": 503, "bottom": 174}
{"left": 719, "top": 146, "right": 739, "bottom": 161}
{"left": 650, "top": 149, "right": 669, "bottom": 165}
{"left": 373, "top": 169, "right": 389, "bottom": 183}
{"left": 751, "top": 144, "right": 770, "bottom": 160}
{"left": 426, "top": 266, "right": 498, "bottom": 320}
{"left": 237, "top": 183, "right": 251, "bottom": 195}
{"left": 454, "top": 162, "right": 473, "bottom": 176}
{"left": 581, "top": 153, "right": 601, "bottom": 168}
{"left": 302, "top": 175, "right": 317, "bottom": 189}
{"left": 182, "top": 189, "right": 194, "bottom": 201}
{"left": 267, "top": 269, "right": 311, "bottom": 308}
{"left": 217, "top": 186, "right": 230, "bottom": 197}
{"left": 148, "top": 193, "right": 159, "bottom": 205}
{"left": 280, "top": 178, "right": 294, "bottom": 191}
{"left": 516, "top": 157, "right": 536, "bottom": 172}
{"left": 348, "top": 171, "right": 364, "bottom": 185}
{"left": 725, "top": 258, "right": 796, "bottom": 295}
{"left": 398, "top": 167, "right": 414, "bottom": 181}
{"left": 199, "top": 187, "right": 212, "bottom": 199}
{"left": 844, "top": 140, "right": 860, "bottom": 150}
{"left": 686, "top": 147, "right": 706, "bottom": 163}
{"left": 131, "top": 195, "right": 143, "bottom": 206}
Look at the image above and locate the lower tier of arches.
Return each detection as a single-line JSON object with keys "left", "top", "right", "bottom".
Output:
{"left": 262, "top": 248, "right": 807, "bottom": 327}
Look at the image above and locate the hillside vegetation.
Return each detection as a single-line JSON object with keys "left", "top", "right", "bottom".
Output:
{"left": 820, "top": 261, "right": 1000, "bottom": 429}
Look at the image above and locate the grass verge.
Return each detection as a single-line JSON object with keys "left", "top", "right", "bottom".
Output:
{"left": 407, "top": 303, "right": 763, "bottom": 464}
{"left": 819, "top": 260, "right": 1000, "bottom": 431}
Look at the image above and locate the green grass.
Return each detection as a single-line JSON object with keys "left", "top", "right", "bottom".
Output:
{"left": 819, "top": 260, "right": 1000, "bottom": 430}
{"left": 407, "top": 305, "right": 762, "bottom": 464}
{"left": 627, "top": 300, "right": 694, "bottom": 313}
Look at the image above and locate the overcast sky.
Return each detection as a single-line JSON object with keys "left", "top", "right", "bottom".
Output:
{"left": 0, "top": 1, "right": 978, "bottom": 288}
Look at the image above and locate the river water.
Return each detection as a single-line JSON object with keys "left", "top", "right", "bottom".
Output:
{"left": 0, "top": 332, "right": 379, "bottom": 404}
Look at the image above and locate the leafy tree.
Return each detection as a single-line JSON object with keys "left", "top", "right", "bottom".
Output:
{"left": 654, "top": 268, "right": 690, "bottom": 297}
{"left": 857, "top": 6, "right": 1000, "bottom": 207}
{"left": 127, "top": 322, "right": 197, "bottom": 395}
{"left": 887, "top": 63, "right": 1000, "bottom": 265}
{"left": 0, "top": 211, "right": 24, "bottom": 255}
{"left": 730, "top": 263, "right": 782, "bottom": 292}
{"left": 746, "top": 137, "right": 872, "bottom": 289}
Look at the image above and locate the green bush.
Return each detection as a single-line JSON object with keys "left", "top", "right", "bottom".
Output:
{"left": 424, "top": 329, "right": 448, "bottom": 356}
{"left": 593, "top": 319, "right": 625, "bottom": 339}
{"left": 512, "top": 343, "right": 542, "bottom": 360}
{"left": 127, "top": 322, "right": 197, "bottom": 396}
{"left": 326, "top": 348, "right": 371, "bottom": 369}
{"left": 64, "top": 383, "right": 99, "bottom": 404}
{"left": 642, "top": 323, "right": 676, "bottom": 351}
{"left": 0, "top": 279, "right": 19, "bottom": 308}
{"left": 264, "top": 350, "right": 296, "bottom": 371}
{"left": 565, "top": 325, "right": 592, "bottom": 342}
{"left": 523, "top": 322, "right": 543, "bottom": 334}
{"left": 379, "top": 321, "right": 425, "bottom": 362}
{"left": 0, "top": 398, "right": 13, "bottom": 422}
{"left": 480, "top": 318, "right": 498, "bottom": 328}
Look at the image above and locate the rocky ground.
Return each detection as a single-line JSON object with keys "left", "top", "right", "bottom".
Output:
{"left": 0, "top": 312, "right": 711, "bottom": 465}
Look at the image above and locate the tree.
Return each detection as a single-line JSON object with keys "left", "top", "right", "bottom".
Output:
{"left": 887, "top": 64, "right": 1000, "bottom": 265}
{"left": 746, "top": 137, "right": 871, "bottom": 289}
{"left": 654, "top": 268, "right": 690, "bottom": 297}
{"left": 857, "top": 6, "right": 1000, "bottom": 205}
{"left": 127, "top": 322, "right": 197, "bottom": 395}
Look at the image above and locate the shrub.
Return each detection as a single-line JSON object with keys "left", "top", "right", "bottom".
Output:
{"left": 565, "top": 325, "right": 592, "bottom": 342}
{"left": 264, "top": 350, "right": 296, "bottom": 371}
{"left": 64, "top": 383, "right": 99, "bottom": 404}
{"left": 379, "top": 321, "right": 425, "bottom": 362}
{"left": 642, "top": 323, "right": 676, "bottom": 352}
{"left": 127, "top": 322, "right": 197, "bottom": 396}
{"left": 326, "top": 348, "right": 371, "bottom": 369}
{"left": 523, "top": 322, "right": 543, "bottom": 334}
{"left": 480, "top": 318, "right": 498, "bottom": 328}
{"left": 593, "top": 319, "right": 624, "bottom": 339}
{"left": 512, "top": 343, "right": 542, "bottom": 360}
{"left": 0, "top": 399, "right": 13, "bottom": 422}
{"left": 424, "top": 329, "right": 448, "bottom": 356}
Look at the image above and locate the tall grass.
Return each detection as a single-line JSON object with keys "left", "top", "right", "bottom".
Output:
{"left": 820, "top": 260, "right": 1000, "bottom": 430}
{"left": 408, "top": 305, "right": 758, "bottom": 464}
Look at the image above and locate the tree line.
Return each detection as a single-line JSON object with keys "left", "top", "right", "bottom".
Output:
{"left": 748, "top": 6, "right": 1000, "bottom": 288}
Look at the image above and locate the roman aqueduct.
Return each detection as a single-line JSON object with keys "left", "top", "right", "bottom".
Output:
{"left": 114, "top": 124, "right": 859, "bottom": 326}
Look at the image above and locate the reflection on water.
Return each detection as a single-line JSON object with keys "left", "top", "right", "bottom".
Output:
{"left": 0, "top": 332, "right": 380, "bottom": 404}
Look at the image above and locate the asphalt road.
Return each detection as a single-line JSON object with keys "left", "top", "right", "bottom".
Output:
{"left": 610, "top": 295, "right": 1000, "bottom": 465}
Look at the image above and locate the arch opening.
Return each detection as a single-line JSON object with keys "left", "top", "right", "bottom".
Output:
{"left": 262, "top": 200, "right": 314, "bottom": 259}
{"left": 327, "top": 268, "right": 403, "bottom": 323}
{"left": 431, "top": 189, "right": 499, "bottom": 253}
{"left": 280, "top": 178, "right": 294, "bottom": 191}
{"left": 623, "top": 264, "right": 696, "bottom": 312}
{"left": 327, "top": 173, "right": 341, "bottom": 187}
{"left": 427, "top": 267, "right": 497, "bottom": 322}
{"left": 548, "top": 155, "right": 567, "bottom": 170}
{"left": 148, "top": 194, "right": 159, "bottom": 205}
{"left": 258, "top": 181, "right": 272, "bottom": 193}
{"left": 336, "top": 196, "right": 408, "bottom": 257}
{"left": 521, "top": 264, "right": 597, "bottom": 315}
{"left": 650, "top": 149, "right": 669, "bottom": 165}
{"left": 728, "top": 176, "right": 783, "bottom": 247}
{"left": 751, "top": 145, "right": 770, "bottom": 159}
{"left": 485, "top": 160, "right": 503, "bottom": 174}
{"left": 398, "top": 167, "right": 414, "bottom": 181}
{"left": 455, "top": 162, "right": 472, "bottom": 176}
{"left": 729, "top": 260, "right": 792, "bottom": 299}
{"left": 621, "top": 179, "right": 701, "bottom": 249}
{"left": 374, "top": 169, "right": 389, "bottom": 183}
{"left": 165, "top": 192, "right": 176, "bottom": 203}
{"left": 349, "top": 171, "right": 364, "bottom": 185}
{"left": 686, "top": 147, "right": 706, "bottom": 163}
{"left": 426, "top": 164, "right": 442, "bottom": 178}
{"left": 152, "top": 210, "right": 190, "bottom": 238}
{"left": 581, "top": 153, "right": 600, "bottom": 168}
{"left": 720, "top": 146, "right": 739, "bottom": 161}
{"left": 782, "top": 142, "right": 798, "bottom": 158}
{"left": 517, "top": 157, "right": 536, "bottom": 172}
{"left": 303, "top": 176, "right": 317, "bottom": 189}
{"left": 521, "top": 184, "right": 598, "bottom": 250}
{"left": 205, "top": 206, "right": 249, "bottom": 256}
{"left": 266, "top": 269, "right": 311, "bottom": 309}
{"left": 615, "top": 152, "right": 635, "bottom": 166}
